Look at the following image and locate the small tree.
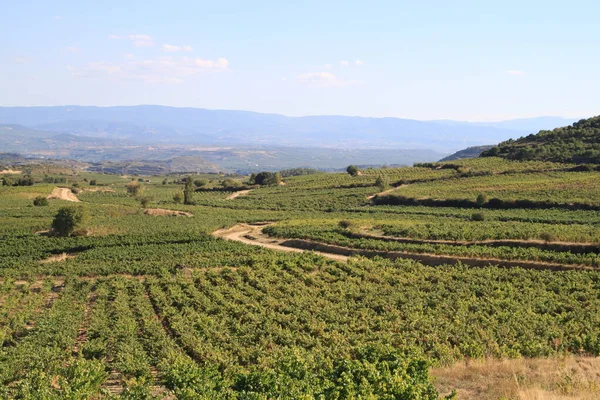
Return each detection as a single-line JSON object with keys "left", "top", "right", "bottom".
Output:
{"left": 274, "top": 172, "right": 282, "bottom": 185}
{"left": 183, "top": 176, "right": 194, "bottom": 205}
{"left": 471, "top": 212, "right": 485, "bottom": 221}
{"left": 194, "top": 179, "right": 208, "bottom": 188}
{"left": 126, "top": 181, "right": 142, "bottom": 197}
{"left": 51, "top": 206, "right": 87, "bottom": 237}
{"left": 89, "top": 179, "right": 97, "bottom": 186}
{"left": 476, "top": 193, "right": 488, "bottom": 207}
{"left": 375, "top": 175, "right": 389, "bottom": 191}
{"left": 346, "top": 165, "right": 359, "bottom": 176}
{"left": 33, "top": 196, "right": 49, "bottom": 206}
{"left": 173, "top": 192, "right": 183, "bottom": 204}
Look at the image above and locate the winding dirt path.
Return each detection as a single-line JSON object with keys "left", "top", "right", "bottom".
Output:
{"left": 213, "top": 224, "right": 596, "bottom": 271}
{"left": 367, "top": 184, "right": 407, "bottom": 200}
{"left": 212, "top": 224, "right": 348, "bottom": 261}
{"left": 47, "top": 187, "right": 80, "bottom": 202}
{"left": 225, "top": 189, "right": 252, "bottom": 200}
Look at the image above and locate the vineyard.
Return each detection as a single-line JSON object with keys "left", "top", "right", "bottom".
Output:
{"left": 2, "top": 156, "right": 600, "bottom": 398}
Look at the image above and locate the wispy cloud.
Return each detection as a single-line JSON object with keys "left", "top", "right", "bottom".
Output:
{"left": 506, "top": 70, "right": 525, "bottom": 76}
{"left": 66, "top": 46, "right": 80, "bottom": 53}
{"left": 297, "top": 71, "right": 361, "bottom": 87}
{"left": 355, "top": 59, "right": 364, "bottom": 66}
{"left": 109, "top": 34, "right": 154, "bottom": 47}
{"left": 340, "top": 60, "right": 349, "bottom": 66}
{"left": 162, "top": 44, "right": 193, "bottom": 52}
{"left": 72, "top": 55, "right": 230, "bottom": 84}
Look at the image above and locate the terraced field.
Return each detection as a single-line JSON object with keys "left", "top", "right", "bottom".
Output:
{"left": 2, "top": 157, "right": 600, "bottom": 398}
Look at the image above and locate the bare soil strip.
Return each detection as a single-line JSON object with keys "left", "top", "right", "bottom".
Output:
{"left": 144, "top": 208, "right": 193, "bottom": 217}
{"left": 40, "top": 253, "right": 75, "bottom": 264}
{"left": 366, "top": 185, "right": 406, "bottom": 200}
{"left": 432, "top": 356, "right": 600, "bottom": 400}
{"left": 212, "top": 224, "right": 348, "bottom": 261}
{"left": 214, "top": 224, "right": 595, "bottom": 271}
{"left": 225, "top": 189, "right": 252, "bottom": 200}
{"left": 0, "top": 169, "right": 22, "bottom": 174}
{"left": 47, "top": 187, "right": 80, "bottom": 202}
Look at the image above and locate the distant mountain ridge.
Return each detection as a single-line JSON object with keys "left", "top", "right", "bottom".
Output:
{"left": 0, "top": 105, "right": 577, "bottom": 152}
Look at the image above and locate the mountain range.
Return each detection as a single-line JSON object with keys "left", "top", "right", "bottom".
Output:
{"left": 0, "top": 106, "right": 577, "bottom": 152}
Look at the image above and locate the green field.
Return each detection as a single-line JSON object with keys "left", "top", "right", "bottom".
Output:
{"left": 1, "top": 157, "right": 600, "bottom": 398}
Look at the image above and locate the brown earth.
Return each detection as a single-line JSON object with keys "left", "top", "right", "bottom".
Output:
{"left": 0, "top": 169, "right": 22, "bottom": 174}
{"left": 225, "top": 189, "right": 252, "bottom": 200}
{"left": 144, "top": 208, "right": 193, "bottom": 217}
{"left": 47, "top": 187, "right": 80, "bottom": 202}
{"left": 40, "top": 253, "right": 74, "bottom": 264}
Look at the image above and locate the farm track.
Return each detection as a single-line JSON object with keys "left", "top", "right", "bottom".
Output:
{"left": 214, "top": 223, "right": 598, "bottom": 271}
{"left": 213, "top": 223, "right": 349, "bottom": 261}
{"left": 225, "top": 189, "right": 252, "bottom": 200}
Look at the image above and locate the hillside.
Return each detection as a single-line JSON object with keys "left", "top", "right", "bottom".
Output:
{"left": 481, "top": 116, "right": 600, "bottom": 163}
{"left": 439, "top": 145, "right": 494, "bottom": 161}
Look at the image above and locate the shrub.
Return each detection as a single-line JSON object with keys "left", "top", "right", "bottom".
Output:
{"left": 476, "top": 193, "right": 488, "bottom": 207}
{"left": 126, "top": 181, "right": 142, "bottom": 197}
{"left": 375, "top": 176, "right": 389, "bottom": 191}
{"left": 339, "top": 220, "right": 353, "bottom": 229}
{"left": 173, "top": 192, "right": 183, "bottom": 204}
{"left": 89, "top": 179, "right": 97, "bottom": 186}
{"left": 33, "top": 196, "right": 49, "bottom": 207}
{"left": 51, "top": 206, "right": 87, "bottom": 237}
{"left": 139, "top": 196, "right": 153, "bottom": 208}
{"left": 471, "top": 212, "right": 485, "bottom": 221}
{"left": 194, "top": 179, "right": 208, "bottom": 188}
{"left": 346, "top": 165, "right": 359, "bottom": 176}
{"left": 184, "top": 176, "right": 195, "bottom": 205}
{"left": 540, "top": 232, "right": 555, "bottom": 243}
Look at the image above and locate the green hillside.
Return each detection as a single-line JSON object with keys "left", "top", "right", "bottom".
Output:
{"left": 481, "top": 116, "right": 600, "bottom": 163}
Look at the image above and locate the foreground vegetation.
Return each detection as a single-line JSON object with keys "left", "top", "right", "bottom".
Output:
{"left": 1, "top": 150, "right": 600, "bottom": 398}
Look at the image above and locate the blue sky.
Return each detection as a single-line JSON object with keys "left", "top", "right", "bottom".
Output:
{"left": 1, "top": 0, "right": 598, "bottom": 120}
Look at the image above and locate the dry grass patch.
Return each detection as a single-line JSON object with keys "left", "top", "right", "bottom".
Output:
{"left": 40, "top": 253, "right": 75, "bottom": 264}
{"left": 432, "top": 357, "right": 600, "bottom": 399}
{"left": 144, "top": 208, "right": 193, "bottom": 217}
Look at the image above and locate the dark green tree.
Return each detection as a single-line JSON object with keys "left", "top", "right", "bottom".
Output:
{"left": 346, "top": 165, "right": 359, "bottom": 176}
{"left": 184, "top": 176, "right": 194, "bottom": 205}
{"left": 51, "top": 206, "right": 87, "bottom": 237}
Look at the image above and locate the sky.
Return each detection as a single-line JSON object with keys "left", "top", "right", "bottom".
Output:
{"left": 1, "top": 0, "right": 599, "bottom": 121}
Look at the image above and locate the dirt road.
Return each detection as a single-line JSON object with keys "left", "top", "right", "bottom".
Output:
{"left": 225, "top": 190, "right": 252, "bottom": 200}
{"left": 212, "top": 224, "right": 349, "bottom": 261}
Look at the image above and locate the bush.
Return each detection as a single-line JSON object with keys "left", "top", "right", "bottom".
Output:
{"left": 89, "top": 179, "right": 97, "bottom": 186}
{"left": 375, "top": 176, "right": 389, "bottom": 191}
{"left": 471, "top": 212, "right": 485, "bottom": 221}
{"left": 339, "top": 220, "right": 353, "bottom": 229}
{"left": 194, "top": 179, "right": 208, "bottom": 188}
{"left": 126, "top": 181, "right": 142, "bottom": 197}
{"left": 540, "top": 232, "right": 555, "bottom": 243}
{"left": 476, "top": 193, "right": 488, "bottom": 207}
{"left": 51, "top": 206, "right": 87, "bottom": 237}
{"left": 173, "top": 192, "right": 183, "bottom": 204}
{"left": 33, "top": 196, "right": 49, "bottom": 207}
{"left": 139, "top": 196, "right": 153, "bottom": 208}
{"left": 346, "top": 165, "right": 359, "bottom": 176}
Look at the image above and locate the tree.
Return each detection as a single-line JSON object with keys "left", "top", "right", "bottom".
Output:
{"left": 184, "top": 176, "right": 194, "bottom": 205}
{"left": 346, "top": 165, "right": 359, "bottom": 176}
{"left": 194, "top": 179, "right": 208, "bottom": 188}
{"left": 375, "top": 175, "right": 389, "bottom": 191}
{"left": 51, "top": 206, "right": 87, "bottom": 237}
{"left": 126, "top": 181, "right": 142, "bottom": 197}
{"left": 139, "top": 196, "right": 153, "bottom": 208}
{"left": 89, "top": 179, "right": 97, "bottom": 186}
{"left": 33, "top": 196, "right": 48, "bottom": 206}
